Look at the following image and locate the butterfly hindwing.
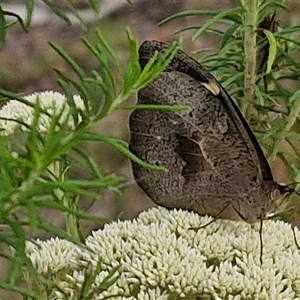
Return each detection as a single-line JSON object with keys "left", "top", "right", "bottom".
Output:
{"left": 129, "top": 40, "right": 290, "bottom": 222}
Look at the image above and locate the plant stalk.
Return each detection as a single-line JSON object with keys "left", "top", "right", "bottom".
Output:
{"left": 242, "top": 0, "right": 259, "bottom": 121}
{"left": 48, "top": 161, "right": 81, "bottom": 243}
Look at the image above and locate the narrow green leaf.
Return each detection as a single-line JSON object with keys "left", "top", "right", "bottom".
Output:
{"left": 95, "top": 29, "right": 122, "bottom": 72}
{"left": 258, "top": 1, "right": 288, "bottom": 18}
{"left": 277, "top": 152, "right": 295, "bottom": 179}
{"left": 174, "top": 25, "right": 225, "bottom": 37}
{"left": 0, "top": 282, "right": 41, "bottom": 300}
{"left": 121, "top": 104, "right": 190, "bottom": 111}
{"left": 222, "top": 72, "right": 243, "bottom": 88}
{"left": 58, "top": 79, "right": 81, "bottom": 124}
{"left": 274, "top": 33, "right": 300, "bottom": 48}
{"left": 49, "top": 42, "right": 86, "bottom": 79}
{"left": 24, "top": 0, "right": 34, "bottom": 27}
{"left": 0, "top": 88, "right": 23, "bottom": 100}
{"left": 55, "top": 72, "right": 89, "bottom": 105}
{"left": 0, "top": 6, "right": 5, "bottom": 48}
{"left": 278, "top": 25, "right": 300, "bottom": 35}
{"left": 122, "top": 28, "right": 141, "bottom": 95}
{"left": 42, "top": 177, "right": 124, "bottom": 190}
{"left": 135, "top": 41, "right": 179, "bottom": 89}
{"left": 262, "top": 29, "right": 277, "bottom": 74}
{"left": 159, "top": 10, "right": 232, "bottom": 26}
{"left": 253, "top": 84, "right": 265, "bottom": 106}
{"left": 192, "top": 7, "right": 244, "bottom": 41}
{"left": 86, "top": 0, "right": 100, "bottom": 14}
{"left": 259, "top": 121, "right": 284, "bottom": 142}
{"left": 220, "top": 22, "right": 240, "bottom": 48}
{"left": 99, "top": 264, "right": 121, "bottom": 289}
{"left": 31, "top": 198, "right": 111, "bottom": 223}
{"left": 286, "top": 131, "right": 300, "bottom": 141}
{"left": 73, "top": 146, "right": 103, "bottom": 179}
{"left": 38, "top": 217, "right": 78, "bottom": 242}
{"left": 8, "top": 221, "right": 27, "bottom": 285}
{"left": 64, "top": 0, "right": 84, "bottom": 27}
{"left": 41, "top": 0, "right": 71, "bottom": 25}
{"left": 82, "top": 133, "right": 168, "bottom": 171}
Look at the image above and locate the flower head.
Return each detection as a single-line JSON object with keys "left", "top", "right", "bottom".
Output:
{"left": 0, "top": 91, "right": 84, "bottom": 135}
{"left": 26, "top": 237, "right": 82, "bottom": 275}
{"left": 26, "top": 207, "right": 300, "bottom": 299}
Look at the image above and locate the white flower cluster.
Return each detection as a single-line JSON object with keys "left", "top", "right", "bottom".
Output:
{"left": 0, "top": 91, "right": 84, "bottom": 135}
{"left": 26, "top": 237, "right": 82, "bottom": 275}
{"left": 26, "top": 207, "right": 300, "bottom": 299}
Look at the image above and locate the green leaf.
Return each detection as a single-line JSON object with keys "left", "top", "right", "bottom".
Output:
{"left": 24, "top": 0, "right": 34, "bottom": 27}
{"left": 134, "top": 41, "right": 179, "bottom": 90}
{"left": 262, "top": 29, "right": 277, "bottom": 74}
{"left": 220, "top": 22, "right": 240, "bottom": 48}
{"left": 121, "top": 104, "right": 190, "bottom": 111}
{"left": 99, "top": 264, "right": 121, "bottom": 289}
{"left": 0, "top": 6, "right": 5, "bottom": 48}
{"left": 121, "top": 28, "right": 141, "bottom": 95}
{"left": 173, "top": 25, "right": 226, "bottom": 37}
{"left": 222, "top": 72, "right": 244, "bottom": 88}
{"left": 86, "top": 0, "right": 100, "bottom": 14}
{"left": 0, "top": 282, "right": 41, "bottom": 300}
{"left": 191, "top": 7, "right": 244, "bottom": 41}
{"left": 82, "top": 133, "right": 168, "bottom": 171}
{"left": 50, "top": 42, "right": 87, "bottom": 79}
{"left": 41, "top": 0, "right": 71, "bottom": 25}
{"left": 159, "top": 9, "right": 242, "bottom": 26}
{"left": 73, "top": 146, "right": 103, "bottom": 179}
{"left": 8, "top": 220, "right": 27, "bottom": 285}
{"left": 64, "top": 0, "right": 84, "bottom": 28}
{"left": 38, "top": 217, "right": 80, "bottom": 243}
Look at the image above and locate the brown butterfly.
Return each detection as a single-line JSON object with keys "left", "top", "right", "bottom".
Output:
{"left": 129, "top": 40, "right": 292, "bottom": 224}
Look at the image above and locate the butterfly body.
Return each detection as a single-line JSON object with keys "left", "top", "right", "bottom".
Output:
{"left": 129, "top": 41, "right": 291, "bottom": 223}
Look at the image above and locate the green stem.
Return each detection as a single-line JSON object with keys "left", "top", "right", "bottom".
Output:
{"left": 242, "top": 0, "right": 259, "bottom": 121}
{"left": 47, "top": 161, "right": 81, "bottom": 243}
{"left": 4, "top": 171, "right": 41, "bottom": 214}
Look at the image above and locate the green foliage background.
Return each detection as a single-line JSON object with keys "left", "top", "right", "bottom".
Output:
{"left": 0, "top": 0, "right": 300, "bottom": 298}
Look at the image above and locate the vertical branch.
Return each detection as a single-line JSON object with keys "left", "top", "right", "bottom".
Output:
{"left": 242, "top": 0, "right": 259, "bottom": 121}
{"left": 47, "top": 161, "right": 81, "bottom": 243}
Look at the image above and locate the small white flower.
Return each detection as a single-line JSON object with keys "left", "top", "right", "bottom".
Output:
{"left": 26, "top": 237, "right": 82, "bottom": 274}
{"left": 26, "top": 207, "right": 300, "bottom": 299}
{"left": 0, "top": 91, "right": 84, "bottom": 135}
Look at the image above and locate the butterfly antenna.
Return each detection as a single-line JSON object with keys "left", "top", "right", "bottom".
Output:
{"left": 259, "top": 218, "right": 263, "bottom": 265}
{"left": 279, "top": 182, "right": 300, "bottom": 198}
{"left": 293, "top": 225, "right": 300, "bottom": 250}
{"left": 294, "top": 190, "right": 300, "bottom": 197}
{"left": 233, "top": 206, "right": 264, "bottom": 264}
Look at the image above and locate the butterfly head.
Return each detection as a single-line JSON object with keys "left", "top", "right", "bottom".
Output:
{"left": 240, "top": 182, "right": 293, "bottom": 223}
{"left": 268, "top": 183, "right": 293, "bottom": 215}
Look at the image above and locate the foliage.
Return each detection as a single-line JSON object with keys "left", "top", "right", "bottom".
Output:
{"left": 0, "top": 2, "right": 179, "bottom": 297}
{"left": 0, "top": 0, "right": 129, "bottom": 48}
{"left": 0, "top": 0, "right": 300, "bottom": 298}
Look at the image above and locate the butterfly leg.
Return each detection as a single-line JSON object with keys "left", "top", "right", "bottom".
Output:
{"left": 188, "top": 202, "right": 235, "bottom": 231}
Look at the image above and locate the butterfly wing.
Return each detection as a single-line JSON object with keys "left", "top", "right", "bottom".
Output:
{"left": 129, "top": 40, "right": 274, "bottom": 219}
{"left": 139, "top": 41, "right": 273, "bottom": 182}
